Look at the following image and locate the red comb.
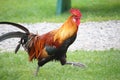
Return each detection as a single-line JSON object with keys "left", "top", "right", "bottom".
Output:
{"left": 70, "top": 8, "right": 82, "bottom": 17}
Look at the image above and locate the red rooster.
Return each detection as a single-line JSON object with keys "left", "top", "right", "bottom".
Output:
{"left": 0, "top": 9, "right": 85, "bottom": 75}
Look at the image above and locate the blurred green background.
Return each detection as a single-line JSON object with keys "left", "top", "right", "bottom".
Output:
{"left": 0, "top": 0, "right": 120, "bottom": 23}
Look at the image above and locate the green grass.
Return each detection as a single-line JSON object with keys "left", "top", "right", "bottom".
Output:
{"left": 0, "top": 49, "right": 120, "bottom": 80}
{"left": 0, "top": 0, "right": 120, "bottom": 23}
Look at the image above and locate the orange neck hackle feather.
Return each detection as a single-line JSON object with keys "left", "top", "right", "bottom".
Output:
{"left": 53, "top": 15, "right": 79, "bottom": 45}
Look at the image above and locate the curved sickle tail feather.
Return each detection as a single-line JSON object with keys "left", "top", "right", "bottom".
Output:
{"left": 0, "top": 31, "right": 26, "bottom": 42}
{"left": 0, "top": 22, "right": 30, "bottom": 34}
{"left": 0, "top": 21, "right": 31, "bottom": 53}
{"left": 0, "top": 31, "right": 28, "bottom": 53}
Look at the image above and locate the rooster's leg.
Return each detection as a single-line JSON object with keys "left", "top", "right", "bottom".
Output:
{"left": 59, "top": 55, "right": 86, "bottom": 68}
{"left": 34, "top": 56, "right": 54, "bottom": 76}
{"left": 66, "top": 62, "right": 86, "bottom": 68}
{"left": 34, "top": 66, "right": 40, "bottom": 76}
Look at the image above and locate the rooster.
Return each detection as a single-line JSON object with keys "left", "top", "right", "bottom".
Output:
{"left": 0, "top": 9, "right": 85, "bottom": 75}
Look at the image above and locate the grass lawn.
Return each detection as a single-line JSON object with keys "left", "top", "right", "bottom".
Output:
{"left": 0, "top": 0, "right": 120, "bottom": 23}
{"left": 0, "top": 49, "right": 120, "bottom": 80}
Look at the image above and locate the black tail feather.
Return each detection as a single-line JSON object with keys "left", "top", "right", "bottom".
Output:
{"left": 0, "top": 31, "right": 26, "bottom": 42}
{"left": 15, "top": 42, "right": 21, "bottom": 53}
{"left": 0, "top": 31, "right": 28, "bottom": 53}
{"left": 0, "top": 22, "right": 30, "bottom": 34}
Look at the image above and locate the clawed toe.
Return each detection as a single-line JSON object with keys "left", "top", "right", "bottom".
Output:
{"left": 66, "top": 62, "right": 86, "bottom": 68}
